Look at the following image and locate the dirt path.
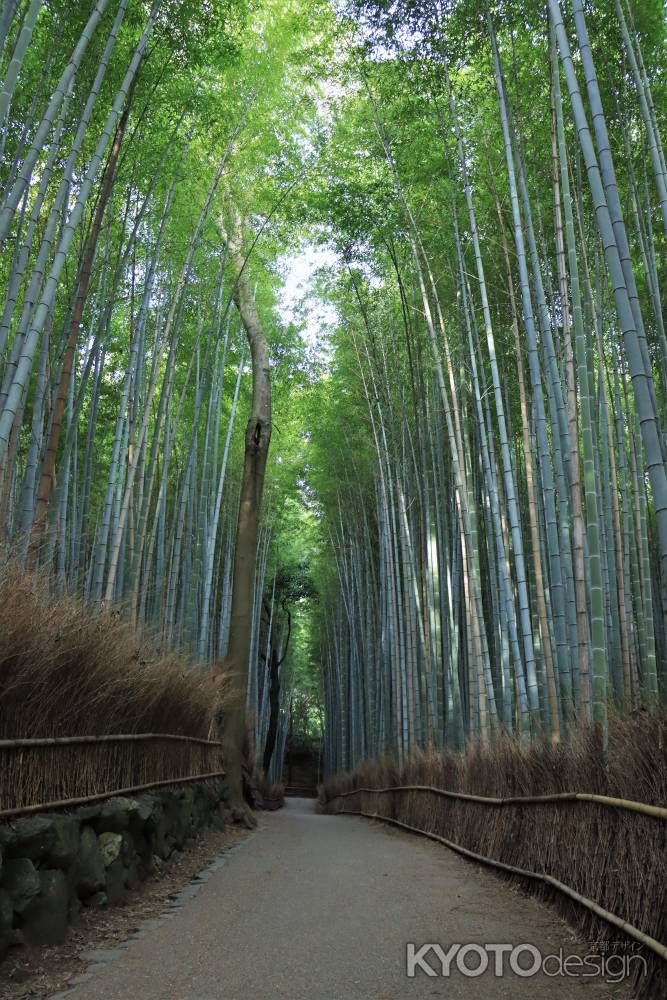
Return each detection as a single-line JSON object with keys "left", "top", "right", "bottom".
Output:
{"left": 61, "top": 798, "right": 632, "bottom": 1000}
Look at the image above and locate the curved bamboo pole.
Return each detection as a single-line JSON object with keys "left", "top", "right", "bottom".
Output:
{"left": 328, "top": 784, "right": 667, "bottom": 821}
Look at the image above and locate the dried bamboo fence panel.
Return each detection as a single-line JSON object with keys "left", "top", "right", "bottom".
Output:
{"left": 0, "top": 734, "right": 225, "bottom": 812}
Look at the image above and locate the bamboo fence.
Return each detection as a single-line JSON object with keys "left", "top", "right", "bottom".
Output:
{"left": 0, "top": 733, "right": 225, "bottom": 815}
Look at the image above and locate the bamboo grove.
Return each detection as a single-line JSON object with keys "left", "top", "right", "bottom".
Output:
{"left": 0, "top": 0, "right": 329, "bottom": 783}
{"left": 315, "top": 0, "right": 667, "bottom": 774}
{"left": 0, "top": 0, "right": 666, "bottom": 785}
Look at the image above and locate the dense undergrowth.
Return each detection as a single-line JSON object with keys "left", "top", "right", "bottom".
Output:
{"left": 0, "top": 563, "right": 225, "bottom": 810}
{"left": 0, "top": 564, "right": 219, "bottom": 741}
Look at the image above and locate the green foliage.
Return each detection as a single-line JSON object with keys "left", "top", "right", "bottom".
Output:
{"left": 1, "top": 0, "right": 666, "bottom": 772}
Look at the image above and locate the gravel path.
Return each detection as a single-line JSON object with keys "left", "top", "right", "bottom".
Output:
{"left": 62, "top": 798, "right": 631, "bottom": 1000}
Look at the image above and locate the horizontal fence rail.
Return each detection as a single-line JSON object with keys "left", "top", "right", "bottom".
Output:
{"left": 0, "top": 771, "right": 227, "bottom": 820}
{"left": 329, "top": 784, "right": 667, "bottom": 820}
{"left": 0, "top": 733, "right": 223, "bottom": 749}
{"left": 0, "top": 732, "right": 225, "bottom": 815}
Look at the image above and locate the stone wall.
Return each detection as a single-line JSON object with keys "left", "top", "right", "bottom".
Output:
{"left": 0, "top": 778, "right": 228, "bottom": 958}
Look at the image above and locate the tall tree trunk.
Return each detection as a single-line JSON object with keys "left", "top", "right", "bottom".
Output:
{"left": 217, "top": 191, "right": 272, "bottom": 825}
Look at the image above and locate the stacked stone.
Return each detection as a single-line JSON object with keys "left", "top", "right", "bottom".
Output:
{"left": 0, "top": 779, "right": 228, "bottom": 956}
